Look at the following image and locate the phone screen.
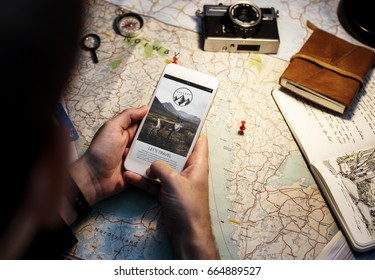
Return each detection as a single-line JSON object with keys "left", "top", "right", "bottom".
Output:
{"left": 129, "top": 73, "right": 214, "bottom": 172}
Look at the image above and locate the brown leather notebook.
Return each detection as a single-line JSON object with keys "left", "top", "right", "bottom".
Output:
{"left": 279, "top": 22, "right": 375, "bottom": 114}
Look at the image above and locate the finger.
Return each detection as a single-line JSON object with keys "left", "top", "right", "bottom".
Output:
{"left": 146, "top": 160, "right": 178, "bottom": 185}
{"left": 124, "top": 171, "right": 161, "bottom": 197}
{"left": 112, "top": 105, "right": 148, "bottom": 130}
{"left": 185, "top": 134, "right": 208, "bottom": 166}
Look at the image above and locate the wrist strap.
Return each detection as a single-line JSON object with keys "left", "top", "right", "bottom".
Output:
{"left": 69, "top": 176, "right": 93, "bottom": 221}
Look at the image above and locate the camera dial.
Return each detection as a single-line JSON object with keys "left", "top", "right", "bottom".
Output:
{"left": 226, "top": 1, "right": 262, "bottom": 38}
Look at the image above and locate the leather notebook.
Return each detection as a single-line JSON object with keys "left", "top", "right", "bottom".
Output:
{"left": 279, "top": 21, "right": 375, "bottom": 114}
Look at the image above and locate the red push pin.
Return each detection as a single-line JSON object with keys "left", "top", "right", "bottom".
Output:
{"left": 238, "top": 120, "right": 246, "bottom": 135}
{"left": 172, "top": 52, "right": 179, "bottom": 64}
{"left": 164, "top": 52, "right": 180, "bottom": 64}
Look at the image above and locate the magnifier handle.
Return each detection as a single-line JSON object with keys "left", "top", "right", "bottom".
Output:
{"left": 90, "top": 50, "right": 99, "bottom": 64}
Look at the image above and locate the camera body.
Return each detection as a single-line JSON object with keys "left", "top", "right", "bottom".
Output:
{"left": 200, "top": 2, "right": 280, "bottom": 53}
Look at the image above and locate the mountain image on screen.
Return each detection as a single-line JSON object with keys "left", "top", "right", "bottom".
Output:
{"left": 137, "top": 97, "right": 202, "bottom": 156}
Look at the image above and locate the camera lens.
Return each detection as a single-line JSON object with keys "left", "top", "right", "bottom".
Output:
{"left": 227, "top": 1, "right": 262, "bottom": 38}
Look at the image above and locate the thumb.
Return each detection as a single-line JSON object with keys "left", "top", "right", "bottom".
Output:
{"left": 146, "top": 160, "right": 177, "bottom": 185}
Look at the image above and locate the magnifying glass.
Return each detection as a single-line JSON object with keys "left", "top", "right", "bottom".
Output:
{"left": 81, "top": 34, "right": 101, "bottom": 63}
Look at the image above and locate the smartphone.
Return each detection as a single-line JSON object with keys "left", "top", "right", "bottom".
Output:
{"left": 124, "top": 63, "right": 219, "bottom": 178}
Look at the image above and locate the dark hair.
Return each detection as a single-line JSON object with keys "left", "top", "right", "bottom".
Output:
{"left": 0, "top": 0, "right": 84, "bottom": 233}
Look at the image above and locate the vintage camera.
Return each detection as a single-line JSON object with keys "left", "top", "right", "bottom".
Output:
{"left": 199, "top": 1, "right": 280, "bottom": 53}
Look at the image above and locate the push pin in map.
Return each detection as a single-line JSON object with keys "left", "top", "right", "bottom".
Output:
{"left": 172, "top": 52, "right": 179, "bottom": 64}
{"left": 238, "top": 120, "right": 246, "bottom": 135}
{"left": 165, "top": 52, "right": 180, "bottom": 64}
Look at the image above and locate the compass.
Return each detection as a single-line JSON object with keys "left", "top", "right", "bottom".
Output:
{"left": 114, "top": 12, "right": 144, "bottom": 37}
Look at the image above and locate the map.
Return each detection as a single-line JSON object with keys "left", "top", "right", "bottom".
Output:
{"left": 107, "top": 0, "right": 374, "bottom": 61}
{"left": 64, "top": 0, "right": 347, "bottom": 259}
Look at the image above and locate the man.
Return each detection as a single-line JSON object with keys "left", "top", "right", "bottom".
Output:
{"left": 0, "top": 0, "right": 218, "bottom": 259}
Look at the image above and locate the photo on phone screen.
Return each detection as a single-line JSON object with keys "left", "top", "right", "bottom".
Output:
{"left": 125, "top": 64, "right": 218, "bottom": 174}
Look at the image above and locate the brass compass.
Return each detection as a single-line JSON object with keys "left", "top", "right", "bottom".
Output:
{"left": 114, "top": 8, "right": 144, "bottom": 37}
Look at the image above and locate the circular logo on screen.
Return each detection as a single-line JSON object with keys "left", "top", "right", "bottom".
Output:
{"left": 173, "top": 87, "right": 193, "bottom": 107}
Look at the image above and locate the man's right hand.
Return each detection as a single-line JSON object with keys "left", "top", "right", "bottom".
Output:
{"left": 124, "top": 134, "right": 219, "bottom": 259}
